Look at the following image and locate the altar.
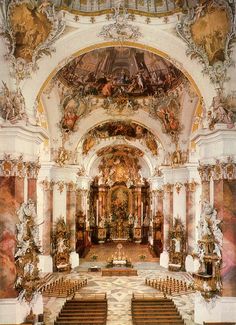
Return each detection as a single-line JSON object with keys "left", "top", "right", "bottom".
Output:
{"left": 106, "top": 243, "right": 133, "bottom": 268}
{"left": 110, "top": 217, "right": 129, "bottom": 240}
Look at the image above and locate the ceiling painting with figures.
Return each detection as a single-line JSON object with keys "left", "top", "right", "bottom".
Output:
{"left": 51, "top": 45, "right": 197, "bottom": 144}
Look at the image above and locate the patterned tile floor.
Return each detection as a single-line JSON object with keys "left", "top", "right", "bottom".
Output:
{"left": 43, "top": 262, "right": 196, "bottom": 325}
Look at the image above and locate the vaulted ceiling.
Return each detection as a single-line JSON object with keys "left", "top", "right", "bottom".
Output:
{"left": 40, "top": 45, "right": 200, "bottom": 179}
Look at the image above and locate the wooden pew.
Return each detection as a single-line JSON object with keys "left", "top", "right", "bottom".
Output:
{"left": 131, "top": 293, "right": 185, "bottom": 325}
{"left": 54, "top": 293, "right": 107, "bottom": 325}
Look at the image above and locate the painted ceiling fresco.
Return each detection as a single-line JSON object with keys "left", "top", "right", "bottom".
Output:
{"left": 57, "top": 47, "right": 183, "bottom": 98}
{"left": 98, "top": 150, "right": 142, "bottom": 185}
{"left": 9, "top": 2, "right": 52, "bottom": 62}
{"left": 97, "top": 145, "right": 143, "bottom": 157}
{"left": 82, "top": 121, "right": 159, "bottom": 156}
{"left": 190, "top": 5, "right": 230, "bottom": 66}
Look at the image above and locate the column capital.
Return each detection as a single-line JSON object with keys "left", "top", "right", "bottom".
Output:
{"left": 40, "top": 177, "right": 55, "bottom": 191}
{"left": 184, "top": 179, "right": 199, "bottom": 192}
{"left": 66, "top": 181, "right": 77, "bottom": 192}
{"left": 174, "top": 182, "right": 183, "bottom": 195}
{"left": 163, "top": 183, "right": 174, "bottom": 193}
{"left": 0, "top": 153, "right": 40, "bottom": 178}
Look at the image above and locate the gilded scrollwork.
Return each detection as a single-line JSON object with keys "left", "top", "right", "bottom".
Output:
{"left": 184, "top": 179, "right": 198, "bottom": 192}
{"left": 0, "top": 0, "right": 65, "bottom": 80}
{"left": 198, "top": 157, "right": 236, "bottom": 181}
{"left": 163, "top": 183, "right": 174, "bottom": 193}
{"left": 175, "top": 182, "right": 183, "bottom": 195}
{"left": 66, "top": 181, "right": 77, "bottom": 192}
{"left": 15, "top": 200, "right": 41, "bottom": 302}
{"left": 52, "top": 217, "right": 71, "bottom": 272}
{"left": 54, "top": 146, "right": 71, "bottom": 167}
{"left": 176, "top": 0, "right": 236, "bottom": 87}
{"left": 41, "top": 178, "right": 55, "bottom": 191}
{"left": 193, "top": 201, "right": 223, "bottom": 299}
{"left": 0, "top": 154, "right": 40, "bottom": 178}
{"left": 168, "top": 217, "right": 186, "bottom": 271}
{"left": 56, "top": 180, "right": 65, "bottom": 194}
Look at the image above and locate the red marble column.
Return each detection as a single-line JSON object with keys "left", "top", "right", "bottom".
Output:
{"left": 214, "top": 179, "right": 236, "bottom": 297}
{"left": 76, "top": 188, "right": 82, "bottom": 215}
{"left": 157, "top": 190, "right": 164, "bottom": 215}
{"left": 42, "top": 180, "right": 54, "bottom": 256}
{"left": 0, "top": 176, "right": 24, "bottom": 298}
{"left": 202, "top": 181, "right": 210, "bottom": 203}
{"left": 28, "top": 178, "right": 37, "bottom": 202}
{"left": 163, "top": 184, "right": 173, "bottom": 250}
{"left": 185, "top": 181, "right": 197, "bottom": 254}
{"left": 66, "top": 183, "right": 76, "bottom": 250}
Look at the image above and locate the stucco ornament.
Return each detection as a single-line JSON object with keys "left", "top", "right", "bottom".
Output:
{"left": 0, "top": 82, "right": 27, "bottom": 124}
{"left": 98, "top": 3, "right": 142, "bottom": 42}
{"left": 0, "top": 0, "right": 65, "bottom": 81}
{"left": 15, "top": 200, "right": 42, "bottom": 303}
{"left": 176, "top": 0, "right": 236, "bottom": 87}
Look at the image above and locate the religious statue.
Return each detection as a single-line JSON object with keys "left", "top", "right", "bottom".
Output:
{"left": 15, "top": 200, "right": 41, "bottom": 302}
{"left": 168, "top": 217, "right": 186, "bottom": 271}
{"left": 143, "top": 215, "right": 150, "bottom": 227}
{"left": 134, "top": 215, "right": 139, "bottom": 227}
{"left": 52, "top": 218, "right": 71, "bottom": 272}
{"left": 99, "top": 218, "right": 105, "bottom": 228}
{"left": 193, "top": 201, "right": 223, "bottom": 299}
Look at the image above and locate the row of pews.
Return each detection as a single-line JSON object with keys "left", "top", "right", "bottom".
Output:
{"left": 41, "top": 277, "right": 87, "bottom": 297}
{"left": 131, "top": 294, "right": 185, "bottom": 325}
{"left": 54, "top": 294, "right": 107, "bottom": 325}
{"left": 146, "top": 276, "right": 194, "bottom": 296}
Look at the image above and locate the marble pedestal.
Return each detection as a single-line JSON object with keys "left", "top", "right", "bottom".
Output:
{"left": 0, "top": 294, "right": 43, "bottom": 324}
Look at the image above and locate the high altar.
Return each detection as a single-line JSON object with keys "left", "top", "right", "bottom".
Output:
{"left": 88, "top": 167, "right": 151, "bottom": 243}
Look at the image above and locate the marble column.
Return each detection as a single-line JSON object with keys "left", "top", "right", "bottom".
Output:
{"left": 163, "top": 183, "right": 174, "bottom": 250}
{"left": 198, "top": 164, "right": 212, "bottom": 204}
{"left": 0, "top": 155, "right": 40, "bottom": 299}
{"left": 212, "top": 161, "right": 236, "bottom": 297}
{"left": 39, "top": 179, "right": 54, "bottom": 272}
{"left": 41, "top": 179, "right": 54, "bottom": 256}
{"left": 185, "top": 180, "right": 197, "bottom": 254}
{"left": 76, "top": 188, "right": 83, "bottom": 215}
{"left": 136, "top": 186, "right": 142, "bottom": 225}
{"left": 66, "top": 182, "right": 77, "bottom": 251}
{"left": 157, "top": 190, "right": 164, "bottom": 214}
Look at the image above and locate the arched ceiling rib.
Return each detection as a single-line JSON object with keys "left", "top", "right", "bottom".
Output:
{"left": 39, "top": 44, "right": 200, "bottom": 178}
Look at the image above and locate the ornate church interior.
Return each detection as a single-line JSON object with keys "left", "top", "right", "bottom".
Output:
{"left": 0, "top": 0, "right": 236, "bottom": 324}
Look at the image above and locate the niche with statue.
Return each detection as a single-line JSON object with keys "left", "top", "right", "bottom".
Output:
{"left": 168, "top": 217, "right": 186, "bottom": 271}
{"left": 193, "top": 202, "right": 222, "bottom": 299}
{"left": 52, "top": 218, "right": 71, "bottom": 272}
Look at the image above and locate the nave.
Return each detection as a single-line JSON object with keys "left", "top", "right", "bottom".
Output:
{"left": 43, "top": 243, "right": 195, "bottom": 325}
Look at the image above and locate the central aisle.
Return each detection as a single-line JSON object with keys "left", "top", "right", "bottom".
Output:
{"left": 43, "top": 263, "right": 195, "bottom": 325}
